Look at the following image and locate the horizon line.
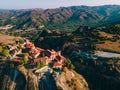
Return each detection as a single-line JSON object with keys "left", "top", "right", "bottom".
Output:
{"left": 0, "top": 4, "right": 120, "bottom": 10}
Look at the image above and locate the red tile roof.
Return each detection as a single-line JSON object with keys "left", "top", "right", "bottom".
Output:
{"left": 45, "top": 49, "right": 61, "bottom": 58}
{"left": 26, "top": 43, "right": 35, "bottom": 49}
{"left": 34, "top": 56, "right": 48, "bottom": 63}
{"left": 12, "top": 58, "right": 21, "bottom": 62}
{"left": 22, "top": 40, "right": 65, "bottom": 67}
{"left": 30, "top": 52, "right": 39, "bottom": 57}
{"left": 53, "top": 62, "right": 62, "bottom": 67}
{"left": 55, "top": 55, "right": 65, "bottom": 61}
{"left": 36, "top": 47, "right": 44, "bottom": 52}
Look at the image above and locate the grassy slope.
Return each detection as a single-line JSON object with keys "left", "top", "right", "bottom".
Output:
{"left": 95, "top": 31, "right": 120, "bottom": 53}
{"left": 0, "top": 34, "right": 21, "bottom": 45}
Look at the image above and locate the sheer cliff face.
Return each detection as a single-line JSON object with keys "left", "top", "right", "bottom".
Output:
{"left": 0, "top": 66, "right": 89, "bottom": 90}
{"left": 0, "top": 66, "right": 38, "bottom": 90}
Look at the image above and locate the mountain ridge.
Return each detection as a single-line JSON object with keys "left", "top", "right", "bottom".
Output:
{"left": 0, "top": 5, "right": 120, "bottom": 31}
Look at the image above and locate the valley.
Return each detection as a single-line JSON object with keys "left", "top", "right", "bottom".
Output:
{"left": 0, "top": 5, "right": 120, "bottom": 90}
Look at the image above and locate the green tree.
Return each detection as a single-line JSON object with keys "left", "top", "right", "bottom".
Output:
{"left": 64, "top": 58, "right": 75, "bottom": 70}
{"left": 0, "top": 46, "right": 3, "bottom": 52}
{"left": 42, "top": 52, "right": 45, "bottom": 57}
{"left": 36, "top": 61, "right": 41, "bottom": 68}
{"left": 2, "top": 49, "right": 9, "bottom": 56}
{"left": 21, "top": 60, "right": 24, "bottom": 65}
{"left": 40, "top": 60, "right": 46, "bottom": 67}
{"left": 36, "top": 61, "right": 46, "bottom": 69}
{"left": 79, "top": 58, "right": 83, "bottom": 63}
{"left": 69, "top": 64, "right": 75, "bottom": 70}
{"left": 9, "top": 32, "right": 14, "bottom": 36}
{"left": 21, "top": 59, "right": 27, "bottom": 65}
{"left": 19, "top": 39, "right": 24, "bottom": 44}
{"left": 52, "top": 71, "right": 56, "bottom": 75}
{"left": 23, "top": 53, "right": 29, "bottom": 56}
{"left": 10, "top": 63, "right": 14, "bottom": 68}
{"left": 24, "top": 59, "right": 27, "bottom": 64}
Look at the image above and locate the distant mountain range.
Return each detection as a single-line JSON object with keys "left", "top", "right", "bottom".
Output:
{"left": 0, "top": 5, "right": 120, "bottom": 31}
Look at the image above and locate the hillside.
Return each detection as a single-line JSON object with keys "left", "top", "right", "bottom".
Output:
{"left": 0, "top": 4, "right": 120, "bottom": 90}
{"left": 0, "top": 34, "right": 21, "bottom": 45}
{"left": 0, "top": 5, "right": 120, "bottom": 31}
{"left": 34, "top": 24, "right": 120, "bottom": 54}
{"left": 34, "top": 25, "right": 120, "bottom": 90}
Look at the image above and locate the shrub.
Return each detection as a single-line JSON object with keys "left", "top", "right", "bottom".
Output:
{"left": 57, "top": 86, "right": 63, "bottom": 90}
{"left": 79, "top": 58, "right": 83, "bottom": 63}
{"left": 66, "top": 79, "right": 75, "bottom": 87}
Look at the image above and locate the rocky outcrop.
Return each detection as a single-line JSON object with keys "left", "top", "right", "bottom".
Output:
{"left": 56, "top": 68, "right": 88, "bottom": 90}
{"left": 0, "top": 65, "right": 89, "bottom": 90}
{"left": 0, "top": 66, "right": 38, "bottom": 90}
{"left": 0, "top": 67, "right": 26, "bottom": 90}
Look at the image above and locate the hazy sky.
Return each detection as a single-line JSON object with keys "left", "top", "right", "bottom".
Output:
{"left": 0, "top": 0, "right": 120, "bottom": 9}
